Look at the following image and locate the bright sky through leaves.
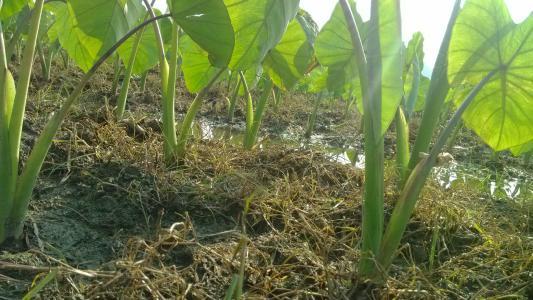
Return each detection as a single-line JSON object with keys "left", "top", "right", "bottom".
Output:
{"left": 155, "top": 0, "right": 533, "bottom": 74}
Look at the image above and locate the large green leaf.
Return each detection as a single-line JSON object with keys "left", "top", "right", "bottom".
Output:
{"left": 69, "top": 0, "right": 142, "bottom": 57}
{"left": 263, "top": 18, "right": 314, "bottom": 90}
{"left": 225, "top": 0, "right": 300, "bottom": 71}
{"left": 315, "top": 1, "right": 363, "bottom": 95}
{"left": 168, "top": 0, "right": 234, "bottom": 67}
{"left": 449, "top": 0, "right": 533, "bottom": 151}
{"left": 369, "top": 0, "right": 403, "bottom": 135}
{"left": 1, "top": 0, "right": 27, "bottom": 20}
{"left": 315, "top": 1, "right": 360, "bottom": 75}
{"left": 48, "top": 0, "right": 144, "bottom": 73}
{"left": 179, "top": 35, "right": 223, "bottom": 93}
{"left": 404, "top": 32, "right": 424, "bottom": 76}
{"left": 117, "top": 28, "right": 159, "bottom": 75}
{"left": 47, "top": 2, "right": 101, "bottom": 72}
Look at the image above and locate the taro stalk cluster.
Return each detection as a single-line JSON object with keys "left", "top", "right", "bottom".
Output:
{"left": 0, "top": 0, "right": 532, "bottom": 286}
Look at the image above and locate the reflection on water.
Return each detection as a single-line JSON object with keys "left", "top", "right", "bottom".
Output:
{"left": 191, "top": 118, "right": 530, "bottom": 201}
{"left": 325, "top": 148, "right": 365, "bottom": 169}
{"left": 193, "top": 119, "right": 245, "bottom": 144}
{"left": 433, "top": 162, "right": 528, "bottom": 200}
{"left": 434, "top": 163, "right": 460, "bottom": 190}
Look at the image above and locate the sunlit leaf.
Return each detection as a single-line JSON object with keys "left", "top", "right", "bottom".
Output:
{"left": 1, "top": 0, "right": 27, "bottom": 20}
{"left": 449, "top": 0, "right": 533, "bottom": 151}
{"left": 225, "top": 0, "right": 300, "bottom": 71}
{"left": 47, "top": 2, "right": 101, "bottom": 72}
{"left": 263, "top": 18, "right": 314, "bottom": 90}
{"left": 404, "top": 32, "right": 424, "bottom": 75}
{"left": 179, "top": 35, "right": 223, "bottom": 93}
{"left": 69, "top": 0, "right": 142, "bottom": 57}
{"left": 168, "top": 0, "right": 234, "bottom": 67}
{"left": 118, "top": 28, "right": 159, "bottom": 75}
{"left": 367, "top": 0, "right": 403, "bottom": 135}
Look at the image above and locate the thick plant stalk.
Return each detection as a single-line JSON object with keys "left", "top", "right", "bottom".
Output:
{"left": 239, "top": 71, "right": 254, "bottom": 140}
{"left": 343, "top": 96, "right": 354, "bottom": 120}
{"left": 60, "top": 50, "right": 69, "bottom": 69}
{"left": 376, "top": 70, "right": 497, "bottom": 275}
{"left": 343, "top": 0, "right": 387, "bottom": 276}
{"left": 4, "top": 14, "right": 171, "bottom": 241}
{"left": 0, "top": 22, "right": 16, "bottom": 243}
{"left": 9, "top": 0, "right": 45, "bottom": 168}
{"left": 162, "top": 24, "right": 180, "bottom": 161}
{"left": 139, "top": 70, "right": 148, "bottom": 93}
{"left": 111, "top": 55, "right": 122, "bottom": 94}
{"left": 305, "top": 92, "right": 323, "bottom": 138}
{"left": 396, "top": 107, "right": 410, "bottom": 185}
{"left": 143, "top": 0, "right": 173, "bottom": 161}
{"left": 1, "top": 0, "right": 44, "bottom": 242}
{"left": 116, "top": 26, "right": 146, "bottom": 119}
{"left": 115, "top": 1, "right": 156, "bottom": 119}
{"left": 445, "top": 120, "right": 463, "bottom": 152}
{"left": 37, "top": 43, "right": 50, "bottom": 81}
{"left": 45, "top": 48, "right": 54, "bottom": 80}
{"left": 244, "top": 79, "right": 274, "bottom": 150}
{"left": 175, "top": 69, "right": 226, "bottom": 160}
{"left": 227, "top": 75, "right": 241, "bottom": 122}
{"left": 273, "top": 88, "right": 283, "bottom": 112}
{"left": 407, "top": 0, "right": 461, "bottom": 173}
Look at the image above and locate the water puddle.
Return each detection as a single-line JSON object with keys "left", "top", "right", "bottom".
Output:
{"left": 433, "top": 162, "right": 530, "bottom": 201}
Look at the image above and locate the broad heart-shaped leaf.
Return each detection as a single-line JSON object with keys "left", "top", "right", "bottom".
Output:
{"left": 315, "top": 1, "right": 364, "bottom": 95}
{"left": 1, "top": 0, "right": 27, "bottom": 20}
{"left": 263, "top": 18, "right": 314, "bottom": 90}
{"left": 315, "top": 1, "right": 360, "bottom": 75}
{"left": 404, "top": 32, "right": 424, "bottom": 76}
{"left": 69, "top": 0, "right": 143, "bottom": 58}
{"left": 225, "top": 0, "right": 300, "bottom": 71}
{"left": 179, "top": 35, "right": 224, "bottom": 93}
{"left": 47, "top": 2, "right": 102, "bottom": 72}
{"left": 367, "top": 0, "right": 404, "bottom": 135}
{"left": 168, "top": 0, "right": 234, "bottom": 67}
{"left": 449, "top": 0, "right": 533, "bottom": 151}
{"left": 118, "top": 27, "right": 159, "bottom": 75}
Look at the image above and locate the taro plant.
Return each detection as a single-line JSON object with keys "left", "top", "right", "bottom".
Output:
{"left": 300, "top": 67, "right": 328, "bottom": 138}
{"left": 315, "top": 0, "right": 533, "bottom": 280}
{"left": 114, "top": 1, "right": 163, "bottom": 120}
{"left": 0, "top": 0, "right": 156, "bottom": 243}
{"left": 0, "top": 0, "right": 52, "bottom": 243}
{"left": 169, "top": 0, "right": 312, "bottom": 156}
{"left": 0, "top": 0, "right": 237, "bottom": 244}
